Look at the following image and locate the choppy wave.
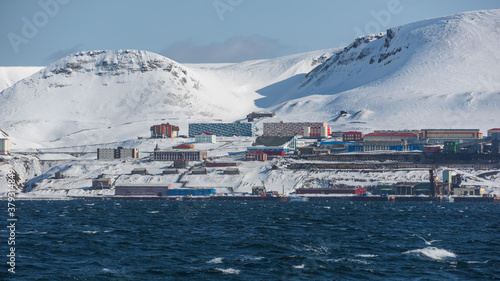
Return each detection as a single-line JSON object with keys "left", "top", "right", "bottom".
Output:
{"left": 216, "top": 268, "right": 240, "bottom": 274}
{"left": 403, "top": 247, "right": 456, "bottom": 260}
{"left": 356, "top": 254, "right": 379, "bottom": 258}
{"left": 207, "top": 257, "right": 224, "bottom": 264}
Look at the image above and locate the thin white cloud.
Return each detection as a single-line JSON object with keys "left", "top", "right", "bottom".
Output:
{"left": 161, "top": 35, "right": 290, "bottom": 63}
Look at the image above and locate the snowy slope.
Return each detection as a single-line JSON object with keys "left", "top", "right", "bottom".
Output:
{"left": 1, "top": 9, "right": 500, "bottom": 151}
{"left": 187, "top": 49, "right": 337, "bottom": 107}
{"left": 272, "top": 9, "right": 500, "bottom": 132}
{"left": 0, "top": 49, "right": 334, "bottom": 150}
{"left": 0, "top": 67, "right": 43, "bottom": 92}
{"left": 0, "top": 50, "right": 261, "bottom": 149}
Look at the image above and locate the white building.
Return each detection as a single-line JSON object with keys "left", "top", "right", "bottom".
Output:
{"left": 195, "top": 133, "right": 216, "bottom": 143}
{"left": 0, "top": 138, "right": 10, "bottom": 155}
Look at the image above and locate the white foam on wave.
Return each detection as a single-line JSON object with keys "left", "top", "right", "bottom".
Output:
{"left": 238, "top": 256, "right": 264, "bottom": 261}
{"left": 330, "top": 258, "right": 371, "bottom": 265}
{"left": 82, "top": 230, "right": 100, "bottom": 234}
{"left": 293, "top": 264, "right": 305, "bottom": 269}
{"left": 147, "top": 211, "right": 159, "bottom": 214}
{"left": 216, "top": 268, "right": 240, "bottom": 274}
{"left": 102, "top": 268, "right": 116, "bottom": 273}
{"left": 403, "top": 247, "right": 456, "bottom": 260}
{"left": 356, "top": 254, "right": 379, "bottom": 258}
{"left": 207, "top": 257, "right": 224, "bottom": 264}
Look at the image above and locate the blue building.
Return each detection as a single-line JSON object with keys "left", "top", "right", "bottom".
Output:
{"left": 188, "top": 122, "right": 256, "bottom": 137}
{"left": 348, "top": 144, "right": 424, "bottom": 152}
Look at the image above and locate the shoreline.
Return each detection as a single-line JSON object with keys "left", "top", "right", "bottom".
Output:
{"left": 2, "top": 195, "right": 499, "bottom": 203}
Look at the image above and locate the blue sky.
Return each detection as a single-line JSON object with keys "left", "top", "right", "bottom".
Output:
{"left": 1, "top": 0, "right": 499, "bottom": 66}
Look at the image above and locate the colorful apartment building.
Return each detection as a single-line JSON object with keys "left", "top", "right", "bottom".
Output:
{"left": 245, "top": 150, "right": 267, "bottom": 161}
{"left": 263, "top": 122, "right": 330, "bottom": 137}
{"left": 150, "top": 123, "right": 179, "bottom": 138}
{"left": 189, "top": 122, "right": 256, "bottom": 137}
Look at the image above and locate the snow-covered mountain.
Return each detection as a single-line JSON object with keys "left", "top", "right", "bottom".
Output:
{"left": 1, "top": 9, "right": 499, "bottom": 151}
{"left": 0, "top": 49, "right": 332, "bottom": 149}
{"left": 0, "top": 67, "right": 43, "bottom": 92}
{"left": 273, "top": 9, "right": 500, "bottom": 131}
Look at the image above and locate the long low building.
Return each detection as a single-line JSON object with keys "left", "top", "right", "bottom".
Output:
{"left": 419, "top": 129, "right": 482, "bottom": 142}
{"left": 263, "top": 122, "right": 330, "bottom": 137}
{"left": 115, "top": 184, "right": 174, "bottom": 196}
{"left": 114, "top": 185, "right": 215, "bottom": 196}
{"left": 152, "top": 149, "right": 207, "bottom": 161}
{"left": 98, "top": 147, "right": 139, "bottom": 160}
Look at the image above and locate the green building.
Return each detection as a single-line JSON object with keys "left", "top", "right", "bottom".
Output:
{"left": 443, "top": 141, "right": 459, "bottom": 153}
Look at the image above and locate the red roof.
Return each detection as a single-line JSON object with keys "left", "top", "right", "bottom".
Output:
{"left": 173, "top": 144, "right": 194, "bottom": 149}
{"left": 197, "top": 132, "right": 214, "bottom": 135}
{"left": 365, "top": 133, "right": 417, "bottom": 137}
{"left": 246, "top": 150, "right": 266, "bottom": 154}
{"left": 489, "top": 128, "right": 500, "bottom": 131}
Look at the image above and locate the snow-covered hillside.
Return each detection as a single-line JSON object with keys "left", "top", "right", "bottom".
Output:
{"left": 0, "top": 67, "right": 43, "bottom": 92}
{"left": 0, "top": 49, "right": 333, "bottom": 150}
{"left": 274, "top": 9, "right": 500, "bottom": 131}
{"left": 1, "top": 9, "right": 499, "bottom": 151}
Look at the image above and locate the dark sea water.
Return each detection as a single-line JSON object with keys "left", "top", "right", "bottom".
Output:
{"left": 1, "top": 200, "right": 500, "bottom": 280}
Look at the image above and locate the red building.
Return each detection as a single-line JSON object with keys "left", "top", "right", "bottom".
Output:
{"left": 173, "top": 144, "right": 195, "bottom": 149}
{"left": 246, "top": 150, "right": 267, "bottom": 161}
{"left": 355, "top": 188, "right": 367, "bottom": 195}
{"left": 342, "top": 131, "right": 363, "bottom": 142}
{"left": 150, "top": 123, "right": 179, "bottom": 138}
